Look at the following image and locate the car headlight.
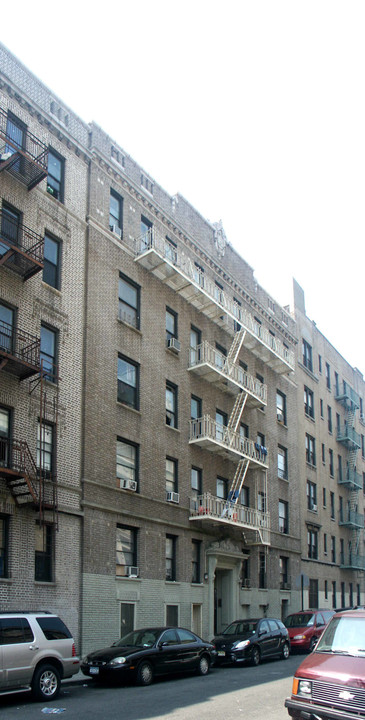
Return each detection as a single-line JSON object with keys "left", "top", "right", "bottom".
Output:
{"left": 109, "top": 656, "right": 127, "bottom": 666}
{"left": 293, "top": 634, "right": 306, "bottom": 640}
{"left": 293, "top": 678, "right": 312, "bottom": 697}
{"left": 232, "top": 640, "right": 250, "bottom": 650}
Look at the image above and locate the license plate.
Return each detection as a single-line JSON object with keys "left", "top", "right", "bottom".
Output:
{"left": 89, "top": 667, "right": 99, "bottom": 675}
{"left": 218, "top": 651, "right": 226, "bottom": 657}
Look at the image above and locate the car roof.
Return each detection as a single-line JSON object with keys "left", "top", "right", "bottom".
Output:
{"left": 0, "top": 611, "right": 55, "bottom": 616}
{"left": 333, "top": 608, "right": 365, "bottom": 618}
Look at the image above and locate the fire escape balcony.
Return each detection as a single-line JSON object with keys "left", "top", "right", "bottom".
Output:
{"left": 0, "top": 438, "right": 56, "bottom": 510}
{"left": 133, "top": 230, "right": 294, "bottom": 374}
{"left": 0, "top": 321, "right": 40, "bottom": 379}
{"left": 338, "top": 466, "right": 362, "bottom": 491}
{"left": 189, "top": 492, "right": 270, "bottom": 545}
{"left": 0, "top": 107, "right": 48, "bottom": 191}
{"left": 340, "top": 554, "right": 365, "bottom": 571}
{"left": 339, "top": 510, "right": 364, "bottom": 529}
{"left": 188, "top": 341, "right": 267, "bottom": 406}
{"left": 189, "top": 415, "right": 269, "bottom": 468}
{"left": 335, "top": 384, "right": 360, "bottom": 410}
{"left": 0, "top": 210, "right": 44, "bottom": 280}
{"left": 336, "top": 423, "right": 361, "bottom": 450}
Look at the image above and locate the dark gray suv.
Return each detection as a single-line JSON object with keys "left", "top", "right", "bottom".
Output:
{"left": 0, "top": 611, "right": 79, "bottom": 700}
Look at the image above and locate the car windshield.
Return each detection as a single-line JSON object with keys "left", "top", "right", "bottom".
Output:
{"left": 284, "top": 613, "right": 315, "bottom": 628}
{"left": 316, "top": 616, "right": 365, "bottom": 657}
{"left": 222, "top": 621, "right": 258, "bottom": 636}
{"left": 114, "top": 629, "right": 161, "bottom": 648}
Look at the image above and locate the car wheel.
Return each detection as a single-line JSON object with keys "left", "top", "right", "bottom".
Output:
{"left": 197, "top": 654, "right": 210, "bottom": 676}
{"left": 136, "top": 660, "right": 154, "bottom": 686}
{"left": 250, "top": 646, "right": 260, "bottom": 666}
{"left": 32, "top": 663, "right": 61, "bottom": 701}
{"left": 281, "top": 642, "right": 290, "bottom": 660}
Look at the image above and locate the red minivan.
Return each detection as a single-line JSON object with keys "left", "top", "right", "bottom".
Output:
{"left": 284, "top": 609, "right": 335, "bottom": 652}
{"left": 285, "top": 609, "right": 365, "bottom": 720}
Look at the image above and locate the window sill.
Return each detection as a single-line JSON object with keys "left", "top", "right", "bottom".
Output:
{"left": 41, "top": 281, "right": 62, "bottom": 297}
{"left": 115, "top": 576, "right": 141, "bottom": 582}
{"left": 34, "top": 580, "right": 56, "bottom": 586}
{"left": 306, "top": 462, "right": 317, "bottom": 471}
{"left": 117, "top": 317, "right": 142, "bottom": 336}
{"left": 304, "top": 412, "right": 315, "bottom": 423}
{"left": 117, "top": 402, "right": 141, "bottom": 416}
{"left": 165, "top": 580, "right": 180, "bottom": 585}
{"left": 277, "top": 420, "right": 288, "bottom": 429}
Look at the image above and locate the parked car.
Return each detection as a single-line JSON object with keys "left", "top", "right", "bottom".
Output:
{"left": 0, "top": 611, "right": 79, "bottom": 701}
{"left": 284, "top": 609, "right": 335, "bottom": 652}
{"left": 285, "top": 608, "right": 365, "bottom": 720}
{"left": 81, "top": 626, "right": 215, "bottom": 686}
{"left": 212, "top": 617, "right": 290, "bottom": 666}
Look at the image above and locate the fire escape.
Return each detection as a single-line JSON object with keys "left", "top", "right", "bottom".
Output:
{"left": 336, "top": 382, "right": 363, "bottom": 570}
{"left": 0, "top": 105, "right": 48, "bottom": 191}
{"left": 133, "top": 227, "right": 294, "bottom": 547}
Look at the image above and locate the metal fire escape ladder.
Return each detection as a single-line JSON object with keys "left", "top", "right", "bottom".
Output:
{"left": 224, "top": 328, "right": 246, "bottom": 372}
{"left": 346, "top": 401, "right": 361, "bottom": 567}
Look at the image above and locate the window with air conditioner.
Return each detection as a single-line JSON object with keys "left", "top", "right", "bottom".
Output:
{"left": 116, "top": 525, "right": 137, "bottom": 577}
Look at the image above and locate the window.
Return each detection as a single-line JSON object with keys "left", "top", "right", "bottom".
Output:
{"left": 307, "top": 527, "right": 318, "bottom": 559}
{"left": 191, "top": 395, "right": 202, "bottom": 421}
{"left": 166, "top": 308, "right": 178, "bottom": 346}
{"left": 330, "top": 491, "right": 335, "bottom": 520}
{"left": 307, "top": 480, "right": 317, "bottom": 511}
{"left": 192, "top": 540, "right": 201, "bottom": 583}
{"left": 240, "top": 486, "right": 250, "bottom": 507}
{"left": 109, "top": 190, "right": 123, "bottom": 236}
{"left": 325, "top": 580, "right": 328, "bottom": 600}
{"left": 338, "top": 454, "right": 342, "bottom": 482}
{"left": 279, "top": 556, "right": 289, "bottom": 588}
{"left": 323, "top": 487, "right": 327, "bottom": 507}
{"left": 276, "top": 390, "right": 286, "bottom": 424}
{"left": 279, "top": 500, "right": 289, "bottom": 534}
{"left": 116, "top": 525, "right": 137, "bottom": 576}
{"left": 277, "top": 445, "right": 288, "bottom": 480}
{"left": 325, "top": 362, "right": 331, "bottom": 389}
{"left": 116, "top": 439, "right": 138, "bottom": 489}
{"left": 302, "top": 339, "right": 313, "bottom": 372}
{"left": 320, "top": 399, "right": 324, "bottom": 418}
{"left": 335, "top": 372, "right": 340, "bottom": 395}
{"left": 40, "top": 324, "right": 57, "bottom": 382}
{"left": 327, "top": 405, "right": 332, "bottom": 433}
{"left": 166, "top": 457, "right": 178, "bottom": 494}
{"left": 165, "top": 236, "right": 177, "bottom": 264}
{"left": 43, "top": 234, "right": 61, "bottom": 289}
{"left": 258, "top": 491, "right": 267, "bottom": 513}
{"left": 140, "top": 173, "right": 153, "bottom": 194}
{"left": 332, "top": 581, "right": 336, "bottom": 609}
{"left": 215, "top": 342, "right": 226, "bottom": 370}
{"left": 117, "top": 356, "right": 139, "bottom": 409}
{"left": 318, "top": 355, "right": 322, "bottom": 373}
{"left": 0, "top": 203, "right": 21, "bottom": 254}
{"left": 166, "top": 535, "right": 177, "bottom": 581}
{"left": 140, "top": 216, "right": 153, "bottom": 250}
{"left": 304, "top": 386, "right": 314, "bottom": 418}
{"left": 329, "top": 449, "right": 334, "bottom": 477}
{"left": 214, "top": 281, "right": 224, "bottom": 304}
{"left": 191, "top": 467, "right": 202, "bottom": 508}
{"left": 331, "top": 536, "right": 336, "bottom": 563}
{"left": 215, "top": 410, "right": 227, "bottom": 442}
{"left": 322, "top": 443, "right": 325, "bottom": 463}
{"left": 35, "top": 523, "right": 53, "bottom": 581}
{"left": 233, "top": 297, "right": 241, "bottom": 331}
{"left": 189, "top": 325, "right": 201, "bottom": 366}
{"left": 0, "top": 617, "right": 33, "bottom": 644}
{"left": 0, "top": 406, "right": 11, "bottom": 469}
{"left": 120, "top": 603, "right": 135, "bottom": 637}
{"left": 118, "top": 274, "right": 140, "bottom": 329}
{"left": 37, "top": 421, "right": 54, "bottom": 475}
{"left": 47, "top": 149, "right": 64, "bottom": 202}
{"left": 0, "top": 302, "right": 14, "bottom": 353}
{"left": 166, "top": 605, "right": 178, "bottom": 625}
{"left": 305, "top": 433, "right": 316, "bottom": 466}
{"left": 349, "top": 583, "right": 353, "bottom": 608}
{"left": 240, "top": 423, "right": 249, "bottom": 439}
{"left": 193, "top": 262, "right": 204, "bottom": 287}
{"left": 0, "top": 514, "right": 9, "bottom": 578}
{"left": 216, "top": 477, "right": 228, "bottom": 500}
{"left": 339, "top": 496, "right": 343, "bottom": 522}
{"left": 259, "top": 552, "right": 266, "bottom": 588}
{"left": 5, "top": 112, "right": 26, "bottom": 173}
{"left": 323, "top": 533, "right": 327, "bottom": 555}
{"left": 166, "top": 382, "right": 178, "bottom": 427}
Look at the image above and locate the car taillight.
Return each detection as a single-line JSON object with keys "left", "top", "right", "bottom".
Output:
{"left": 72, "top": 643, "right": 77, "bottom": 657}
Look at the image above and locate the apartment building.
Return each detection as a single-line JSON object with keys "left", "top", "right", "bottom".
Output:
{"left": 1, "top": 43, "right": 363, "bottom": 655}
{"left": 0, "top": 45, "right": 87, "bottom": 643}
{"left": 80, "top": 123, "right": 301, "bottom": 651}
{"left": 293, "top": 280, "right": 365, "bottom": 611}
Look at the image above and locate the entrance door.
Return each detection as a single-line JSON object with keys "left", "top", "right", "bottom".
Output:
{"left": 192, "top": 604, "right": 202, "bottom": 637}
{"left": 214, "top": 568, "right": 233, "bottom": 634}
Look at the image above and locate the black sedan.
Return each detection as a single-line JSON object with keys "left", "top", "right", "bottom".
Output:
{"left": 81, "top": 626, "right": 215, "bottom": 685}
{"left": 212, "top": 618, "right": 290, "bottom": 666}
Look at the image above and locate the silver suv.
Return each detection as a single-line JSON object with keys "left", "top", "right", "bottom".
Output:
{"left": 0, "top": 611, "right": 79, "bottom": 700}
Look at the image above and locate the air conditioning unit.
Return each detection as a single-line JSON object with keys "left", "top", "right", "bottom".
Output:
{"left": 281, "top": 582, "right": 291, "bottom": 590}
{"left": 125, "top": 566, "right": 139, "bottom": 578}
{"left": 167, "top": 337, "right": 181, "bottom": 354}
{"left": 166, "top": 491, "right": 180, "bottom": 503}
{"left": 242, "top": 578, "right": 251, "bottom": 589}
{"left": 277, "top": 412, "right": 284, "bottom": 423}
{"left": 312, "top": 503, "right": 318, "bottom": 512}
{"left": 110, "top": 224, "right": 122, "bottom": 238}
{"left": 0, "top": 152, "right": 12, "bottom": 161}
{"left": 120, "top": 478, "right": 137, "bottom": 491}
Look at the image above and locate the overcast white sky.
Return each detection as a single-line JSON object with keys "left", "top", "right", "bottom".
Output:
{"left": 2, "top": 1, "right": 364, "bottom": 371}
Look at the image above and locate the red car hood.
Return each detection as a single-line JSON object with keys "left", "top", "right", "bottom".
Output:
{"left": 295, "top": 651, "right": 365, "bottom": 689}
{"left": 287, "top": 626, "right": 311, "bottom": 638}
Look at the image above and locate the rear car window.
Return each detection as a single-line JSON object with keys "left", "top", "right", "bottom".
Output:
{"left": 0, "top": 618, "right": 34, "bottom": 645}
{"left": 36, "top": 616, "right": 72, "bottom": 640}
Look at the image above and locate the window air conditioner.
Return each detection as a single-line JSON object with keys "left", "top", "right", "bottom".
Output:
{"left": 312, "top": 503, "right": 318, "bottom": 511}
{"left": 0, "top": 152, "right": 12, "bottom": 161}
{"left": 166, "top": 491, "right": 180, "bottom": 503}
{"left": 242, "top": 578, "right": 251, "bottom": 589}
{"left": 110, "top": 224, "right": 122, "bottom": 238}
{"left": 277, "top": 412, "right": 284, "bottom": 423}
{"left": 125, "top": 566, "right": 139, "bottom": 578}
{"left": 167, "top": 338, "right": 181, "bottom": 354}
{"left": 281, "top": 582, "right": 291, "bottom": 590}
{"left": 120, "top": 478, "right": 137, "bottom": 491}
